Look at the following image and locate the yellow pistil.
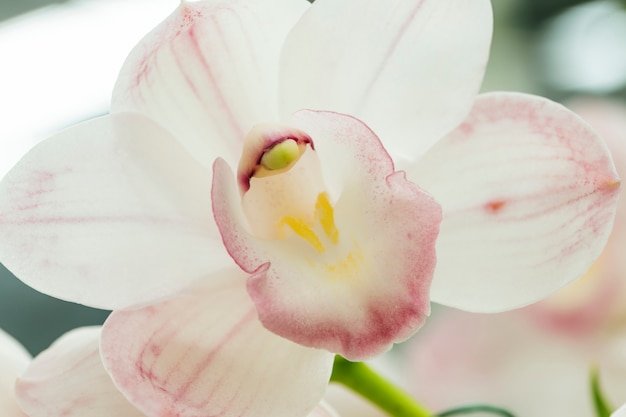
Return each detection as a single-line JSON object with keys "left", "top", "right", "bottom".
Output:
{"left": 280, "top": 216, "right": 325, "bottom": 253}
{"left": 316, "top": 192, "right": 339, "bottom": 244}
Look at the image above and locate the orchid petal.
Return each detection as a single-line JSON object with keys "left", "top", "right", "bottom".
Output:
{"left": 0, "top": 329, "right": 30, "bottom": 417}
{"left": 310, "top": 401, "right": 341, "bottom": 417}
{"left": 112, "top": 0, "right": 309, "bottom": 169}
{"left": 408, "top": 311, "right": 599, "bottom": 417}
{"left": 15, "top": 327, "right": 144, "bottom": 417}
{"left": 212, "top": 110, "right": 441, "bottom": 360}
{"left": 101, "top": 268, "right": 333, "bottom": 417}
{"left": 0, "top": 329, "right": 30, "bottom": 377}
{"left": 409, "top": 93, "right": 621, "bottom": 312}
{"left": 0, "top": 113, "right": 230, "bottom": 310}
{"left": 279, "top": 0, "right": 492, "bottom": 162}
{"left": 614, "top": 405, "right": 626, "bottom": 417}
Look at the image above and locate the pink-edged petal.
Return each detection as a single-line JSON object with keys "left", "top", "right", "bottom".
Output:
{"left": 409, "top": 92, "right": 621, "bottom": 312}
{"left": 0, "top": 112, "right": 230, "bottom": 310}
{"left": 0, "top": 329, "right": 30, "bottom": 417}
{"left": 15, "top": 327, "right": 145, "bottom": 417}
{"left": 212, "top": 110, "right": 442, "bottom": 360}
{"left": 279, "top": 0, "right": 492, "bottom": 161}
{"left": 101, "top": 268, "right": 333, "bottom": 417}
{"left": 112, "top": 0, "right": 309, "bottom": 169}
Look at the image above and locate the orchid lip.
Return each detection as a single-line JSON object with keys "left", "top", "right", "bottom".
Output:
{"left": 212, "top": 110, "right": 441, "bottom": 359}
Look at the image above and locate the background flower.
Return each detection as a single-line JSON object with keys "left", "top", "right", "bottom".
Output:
{"left": 0, "top": 329, "right": 29, "bottom": 417}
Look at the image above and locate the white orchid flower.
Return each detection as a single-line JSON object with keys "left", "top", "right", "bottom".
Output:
{"left": 0, "top": 0, "right": 620, "bottom": 416}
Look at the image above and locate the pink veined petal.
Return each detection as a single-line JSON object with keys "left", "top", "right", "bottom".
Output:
{"left": 101, "top": 268, "right": 334, "bottom": 417}
{"left": 0, "top": 329, "right": 30, "bottom": 417}
{"left": 15, "top": 327, "right": 145, "bottom": 417}
{"left": 212, "top": 110, "right": 442, "bottom": 360}
{"left": 409, "top": 92, "right": 621, "bottom": 312}
{"left": 530, "top": 99, "right": 626, "bottom": 330}
{"left": 279, "top": 0, "right": 492, "bottom": 162}
{"left": 567, "top": 99, "right": 626, "bottom": 225}
{"left": 112, "top": 0, "right": 309, "bottom": 169}
{"left": 0, "top": 113, "right": 230, "bottom": 310}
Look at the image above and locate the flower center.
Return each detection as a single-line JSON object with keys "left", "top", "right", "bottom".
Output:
{"left": 278, "top": 191, "right": 338, "bottom": 253}
{"left": 237, "top": 124, "right": 365, "bottom": 280}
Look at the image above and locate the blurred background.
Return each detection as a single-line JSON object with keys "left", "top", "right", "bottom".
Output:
{"left": 1, "top": 1, "right": 626, "bottom": 415}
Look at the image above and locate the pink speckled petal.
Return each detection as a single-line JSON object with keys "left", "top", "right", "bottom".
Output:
{"left": 212, "top": 110, "right": 442, "bottom": 360}
{"left": 15, "top": 327, "right": 145, "bottom": 417}
{"left": 112, "top": 0, "right": 309, "bottom": 169}
{"left": 280, "top": 0, "right": 492, "bottom": 162}
{"left": 0, "top": 329, "right": 30, "bottom": 417}
{"left": 101, "top": 268, "right": 333, "bottom": 417}
{"left": 0, "top": 113, "right": 230, "bottom": 310}
{"left": 409, "top": 92, "right": 621, "bottom": 312}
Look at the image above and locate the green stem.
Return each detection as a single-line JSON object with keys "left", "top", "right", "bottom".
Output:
{"left": 330, "top": 355, "right": 433, "bottom": 417}
{"left": 590, "top": 366, "right": 613, "bottom": 417}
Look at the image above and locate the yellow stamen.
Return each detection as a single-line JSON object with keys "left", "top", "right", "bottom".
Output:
{"left": 280, "top": 217, "right": 325, "bottom": 253}
{"left": 324, "top": 250, "right": 363, "bottom": 279}
{"left": 316, "top": 192, "right": 339, "bottom": 244}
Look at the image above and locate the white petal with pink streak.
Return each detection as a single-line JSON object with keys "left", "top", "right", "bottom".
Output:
{"left": 0, "top": 113, "right": 230, "bottom": 309}
{"left": 410, "top": 92, "right": 621, "bottom": 311}
{"left": 101, "top": 268, "right": 334, "bottom": 417}
{"left": 112, "top": 0, "right": 309, "bottom": 169}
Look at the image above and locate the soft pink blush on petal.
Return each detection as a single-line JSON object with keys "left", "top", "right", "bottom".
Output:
{"left": 280, "top": 0, "right": 492, "bottom": 162}
{"left": 408, "top": 310, "right": 599, "bottom": 417}
{"left": 0, "top": 329, "right": 30, "bottom": 417}
{"left": 410, "top": 92, "right": 621, "bottom": 312}
{"left": 101, "top": 268, "right": 333, "bottom": 417}
{"left": 525, "top": 98, "right": 626, "bottom": 335}
{"left": 112, "top": 0, "right": 309, "bottom": 169}
{"left": 212, "top": 111, "right": 441, "bottom": 360}
{"left": 15, "top": 327, "right": 145, "bottom": 417}
{"left": 0, "top": 113, "right": 230, "bottom": 310}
